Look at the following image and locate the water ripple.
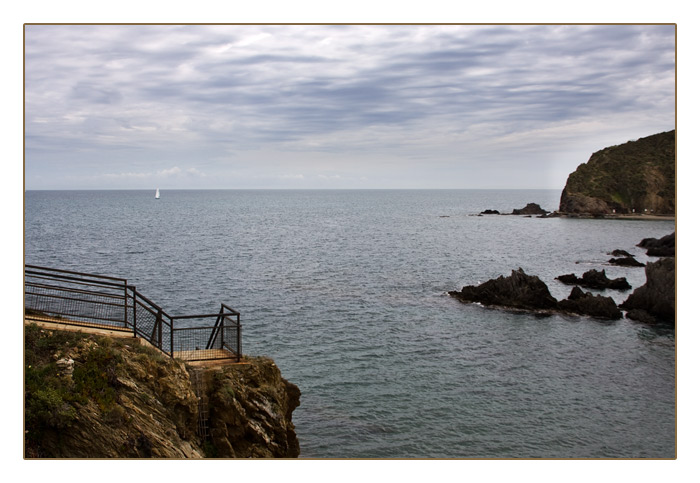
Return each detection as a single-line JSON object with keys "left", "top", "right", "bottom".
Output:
{"left": 25, "top": 189, "right": 676, "bottom": 458}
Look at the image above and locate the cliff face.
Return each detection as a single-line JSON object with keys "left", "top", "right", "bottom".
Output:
{"left": 205, "top": 357, "right": 300, "bottom": 457}
{"left": 559, "top": 130, "right": 675, "bottom": 215}
{"left": 24, "top": 324, "right": 300, "bottom": 458}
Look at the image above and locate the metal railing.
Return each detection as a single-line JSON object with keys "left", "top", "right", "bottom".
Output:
{"left": 24, "top": 265, "right": 242, "bottom": 362}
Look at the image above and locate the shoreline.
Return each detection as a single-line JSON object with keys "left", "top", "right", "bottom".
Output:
{"left": 557, "top": 213, "right": 675, "bottom": 221}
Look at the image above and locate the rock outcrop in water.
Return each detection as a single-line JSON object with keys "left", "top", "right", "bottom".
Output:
{"left": 449, "top": 268, "right": 622, "bottom": 319}
{"left": 638, "top": 232, "right": 675, "bottom": 257}
{"left": 24, "top": 324, "right": 300, "bottom": 458}
{"left": 608, "top": 256, "right": 645, "bottom": 267}
{"left": 559, "top": 130, "right": 675, "bottom": 215}
{"left": 556, "top": 269, "right": 631, "bottom": 291}
{"left": 620, "top": 257, "right": 675, "bottom": 325}
{"left": 449, "top": 268, "right": 559, "bottom": 312}
{"left": 609, "top": 249, "right": 633, "bottom": 257}
{"left": 557, "top": 286, "right": 623, "bottom": 320}
{"left": 512, "top": 203, "right": 548, "bottom": 215}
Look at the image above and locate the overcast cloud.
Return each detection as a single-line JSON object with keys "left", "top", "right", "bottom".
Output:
{"left": 24, "top": 24, "right": 675, "bottom": 189}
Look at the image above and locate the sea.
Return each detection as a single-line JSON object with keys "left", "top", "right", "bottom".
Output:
{"left": 24, "top": 189, "right": 676, "bottom": 458}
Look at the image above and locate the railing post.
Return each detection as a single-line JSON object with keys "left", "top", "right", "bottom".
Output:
{"left": 220, "top": 317, "right": 224, "bottom": 350}
{"left": 236, "top": 314, "right": 241, "bottom": 363}
{"left": 157, "top": 308, "right": 163, "bottom": 350}
{"left": 131, "top": 287, "right": 137, "bottom": 337}
{"left": 170, "top": 317, "right": 174, "bottom": 358}
{"left": 123, "top": 281, "right": 128, "bottom": 329}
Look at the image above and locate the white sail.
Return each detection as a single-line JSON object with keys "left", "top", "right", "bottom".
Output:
{"left": 155, "top": 188, "right": 160, "bottom": 199}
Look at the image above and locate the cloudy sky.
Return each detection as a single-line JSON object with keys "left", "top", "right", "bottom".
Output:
{"left": 24, "top": 24, "right": 675, "bottom": 190}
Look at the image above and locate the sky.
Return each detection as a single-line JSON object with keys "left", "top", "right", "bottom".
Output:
{"left": 24, "top": 24, "right": 675, "bottom": 190}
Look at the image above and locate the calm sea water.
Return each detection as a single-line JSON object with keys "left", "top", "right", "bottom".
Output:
{"left": 24, "top": 189, "right": 675, "bottom": 458}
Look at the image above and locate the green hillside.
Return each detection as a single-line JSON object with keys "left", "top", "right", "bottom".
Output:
{"left": 559, "top": 130, "right": 675, "bottom": 215}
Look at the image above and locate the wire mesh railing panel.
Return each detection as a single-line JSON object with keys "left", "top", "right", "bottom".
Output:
{"left": 173, "top": 325, "right": 231, "bottom": 361}
{"left": 131, "top": 295, "right": 157, "bottom": 338}
{"left": 222, "top": 315, "right": 241, "bottom": 362}
{"left": 130, "top": 291, "right": 173, "bottom": 354}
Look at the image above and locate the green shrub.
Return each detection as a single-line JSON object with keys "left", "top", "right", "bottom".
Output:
{"left": 72, "top": 346, "right": 122, "bottom": 411}
{"left": 25, "top": 378, "right": 77, "bottom": 429}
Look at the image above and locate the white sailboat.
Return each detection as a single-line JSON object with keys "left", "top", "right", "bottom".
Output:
{"left": 155, "top": 188, "right": 160, "bottom": 199}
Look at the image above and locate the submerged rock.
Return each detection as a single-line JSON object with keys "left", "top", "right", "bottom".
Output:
{"left": 620, "top": 258, "right": 675, "bottom": 325}
{"left": 555, "top": 269, "right": 631, "bottom": 290}
{"left": 609, "top": 249, "right": 633, "bottom": 257}
{"left": 480, "top": 209, "right": 500, "bottom": 215}
{"left": 609, "top": 256, "right": 645, "bottom": 267}
{"left": 638, "top": 232, "right": 675, "bottom": 257}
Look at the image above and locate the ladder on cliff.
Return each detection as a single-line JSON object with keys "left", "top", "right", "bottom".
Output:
{"left": 192, "top": 370, "right": 210, "bottom": 441}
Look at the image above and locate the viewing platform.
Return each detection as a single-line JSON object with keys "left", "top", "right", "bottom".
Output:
{"left": 24, "top": 265, "right": 242, "bottom": 363}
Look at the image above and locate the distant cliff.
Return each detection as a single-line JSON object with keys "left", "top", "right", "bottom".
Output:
{"left": 559, "top": 130, "right": 675, "bottom": 215}
{"left": 24, "top": 324, "right": 300, "bottom": 458}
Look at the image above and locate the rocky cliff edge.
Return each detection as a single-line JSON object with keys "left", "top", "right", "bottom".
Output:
{"left": 24, "top": 324, "right": 300, "bottom": 458}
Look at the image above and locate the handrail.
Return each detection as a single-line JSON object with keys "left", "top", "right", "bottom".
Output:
{"left": 26, "top": 264, "right": 128, "bottom": 284}
{"left": 25, "top": 265, "right": 241, "bottom": 362}
{"left": 171, "top": 312, "right": 237, "bottom": 320}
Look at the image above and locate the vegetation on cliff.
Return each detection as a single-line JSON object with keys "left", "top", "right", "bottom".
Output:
{"left": 559, "top": 130, "right": 675, "bottom": 214}
{"left": 24, "top": 324, "right": 300, "bottom": 458}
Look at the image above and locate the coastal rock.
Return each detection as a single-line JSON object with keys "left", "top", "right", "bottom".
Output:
{"left": 480, "top": 209, "right": 500, "bottom": 215}
{"left": 450, "top": 269, "right": 624, "bottom": 320}
{"left": 620, "top": 258, "right": 675, "bottom": 325}
{"left": 609, "top": 256, "right": 645, "bottom": 267}
{"left": 557, "top": 287, "right": 623, "bottom": 319}
{"left": 559, "top": 130, "right": 675, "bottom": 215}
{"left": 638, "top": 232, "right": 675, "bottom": 257}
{"left": 512, "top": 203, "right": 548, "bottom": 215}
{"left": 609, "top": 249, "right": 633, "bottom": 257}
{"left": 449, "top": 268, "right": 558, "bottom": 311}
{"left": 555, "top": 274, "right": 579, "bottom": 285}
{"left": 555, "top": 269, "right": 631, "bottom": 290}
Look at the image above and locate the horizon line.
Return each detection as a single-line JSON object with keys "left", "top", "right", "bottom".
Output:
{"left": 24, "top": 187, "right": 563, "bottom": 191}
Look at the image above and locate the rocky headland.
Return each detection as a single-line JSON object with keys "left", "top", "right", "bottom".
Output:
{"left": 24, "top": 324, "right": 300, "bottom": 458}
{"left": 558, "top": 130, "right": 675, "bottom": 216}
